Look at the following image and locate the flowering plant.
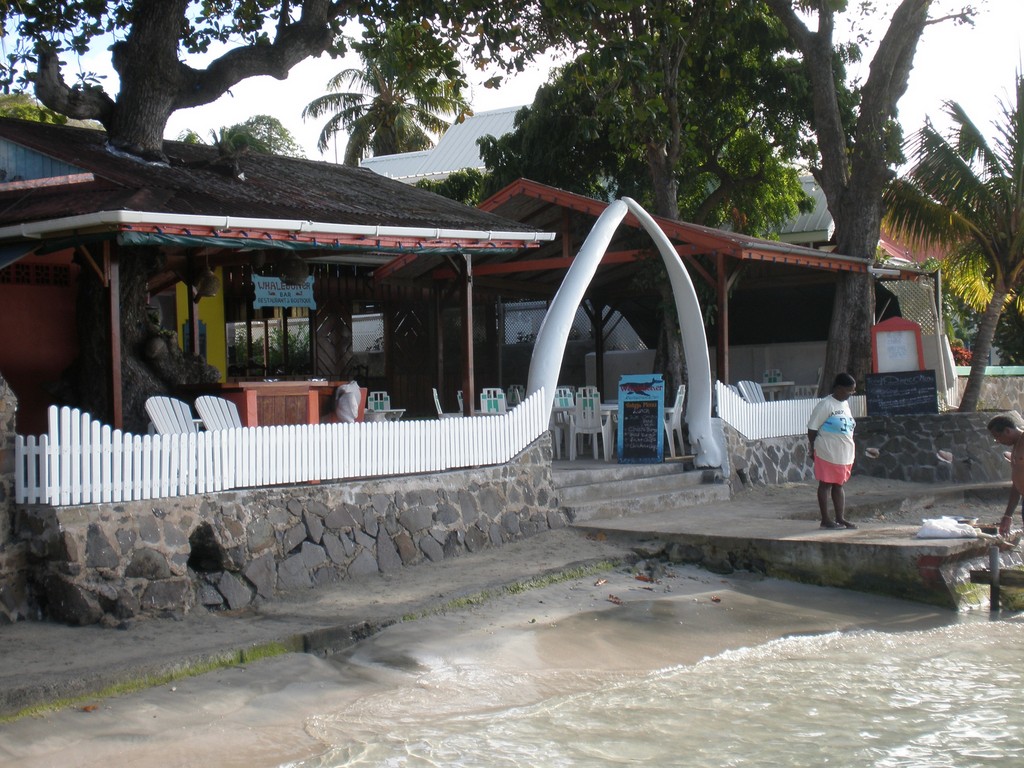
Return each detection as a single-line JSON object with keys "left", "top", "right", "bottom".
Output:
{"left": 950, "top": 345, "right": 973, "bottom": 365}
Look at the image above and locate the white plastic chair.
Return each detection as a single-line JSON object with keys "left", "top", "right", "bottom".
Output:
{"left": 663, "top": 384, "right": 686, "bottom": 458}
{"left": 194, "top": 395, "right": 242, "bottom": 431}
{"left": 480, "top": 387, "right": 507, "bottom": 414}
{"left": 737, "top": 380, "right": 766, "bottom": 403}
{"left": 507, "top": 384, "right": 525, "bottom": 407}
{"left": 548, "top": 386, "right": 576, "bottom": 459}
{"left": 569, "top": 389, "right": 614, "bottom": 462}
{"left": 145, "top": 396, "right": 201, "bottom": 435}
{"left": 367, "top": 391, "right": 391, "bottom": 411}
{"left": 432, "top": 388, "right": 462, "bottom": 419}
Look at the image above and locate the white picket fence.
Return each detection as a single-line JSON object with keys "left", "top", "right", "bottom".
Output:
{"left": 14, "top": 390, "right": 548, "bottom": 506}
{"left": 715, "top": 381, "right": 867, "bottom": 440}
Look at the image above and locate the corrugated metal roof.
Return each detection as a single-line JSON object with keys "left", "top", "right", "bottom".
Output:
{"left": 778, "top": 176, "right": 833, "bottom": 244}
{"left": 361, "top": 106, "right": 522, "bottom": 183}
{"left": 356, "top": 149, "right": 431, "bottom": 181}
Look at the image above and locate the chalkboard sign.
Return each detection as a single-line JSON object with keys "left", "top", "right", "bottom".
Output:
{"left": 865, "top": 370, "right": 939, "bottom": 416}
{"left": 617, "top": 374, "right": 664, "bottom": 463}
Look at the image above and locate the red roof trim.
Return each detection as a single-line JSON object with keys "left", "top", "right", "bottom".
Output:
{"left": 479, "top": 178, "right": 869, "bottom": 274}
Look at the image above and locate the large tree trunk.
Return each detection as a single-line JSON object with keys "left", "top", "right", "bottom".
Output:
{"left": 32, "top": 0, "right": 337, "bottom": 158}
{"left": 64, "top": 248, "right": 220, "bottom": 433}
{"left": 959, "top": 289, "right": 1007, "bottom": 412}
{"left": 645, "top": 144, "right": 686, "bottom": 394}
{"left": 767, "top": 0, "right": 932, "bottom": 393}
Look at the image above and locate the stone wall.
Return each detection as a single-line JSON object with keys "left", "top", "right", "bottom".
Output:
{"left": 724, "top": 411, "right": 1013, "bottom": 490}
{"left": 956, "top": 375, "right": 1024, "bottom": 412}
{"left": 14, "top": 438, "right": 562, "bottom": 626}
{"left": 0, "top": 374, "right": 31, "bottom": 623}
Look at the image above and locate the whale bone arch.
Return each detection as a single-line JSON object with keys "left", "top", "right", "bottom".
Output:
{"left": 526, "top": 197, "right": 723, "bottom": 467}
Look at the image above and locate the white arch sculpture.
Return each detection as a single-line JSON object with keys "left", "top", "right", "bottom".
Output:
{"left": 526, "top": 197, "right": 724, "bottom": 468}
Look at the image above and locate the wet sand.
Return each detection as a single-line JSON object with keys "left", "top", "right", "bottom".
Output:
{"left": 0, "top": 562, "right": 957, "bottom": 768}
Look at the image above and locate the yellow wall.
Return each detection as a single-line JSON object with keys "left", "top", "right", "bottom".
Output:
{"left": 175, "top": 267, "right": 227, "bottom": 381}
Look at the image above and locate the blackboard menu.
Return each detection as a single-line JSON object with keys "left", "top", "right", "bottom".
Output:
{"left": 617, "top": 374, "right": 664, "bottom": 463}
{"left": 865, "top": 370, "right": 939, "bottom": 415}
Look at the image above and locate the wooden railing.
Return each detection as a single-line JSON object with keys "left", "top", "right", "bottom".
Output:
{"left": 14, "top": 390, "right": 548, "bottom": 506}
{"left": 715, "top": 381, "right": 866, "bottom": 440}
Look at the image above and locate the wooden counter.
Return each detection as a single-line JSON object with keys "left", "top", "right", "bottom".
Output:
{"left": 184, "top": 380, "right": 366, "bottom": 427}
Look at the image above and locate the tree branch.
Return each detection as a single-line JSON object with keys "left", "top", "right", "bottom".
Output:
{"left": 29, "top": 45, "right": 116, "bottom": 124}
{"left": 174, "top": 0, "right": 341, "bottom": 110}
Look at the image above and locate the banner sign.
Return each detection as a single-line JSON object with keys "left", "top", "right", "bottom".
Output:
{"left": 252, "top": 275, "right": 316, "bottom": 309}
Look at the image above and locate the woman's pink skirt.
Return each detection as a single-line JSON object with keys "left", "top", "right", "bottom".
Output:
{"left": 814, "top": 456, "right": 852, "bottom": 485}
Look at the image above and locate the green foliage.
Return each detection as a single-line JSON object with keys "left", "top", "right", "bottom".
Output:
{"left": 224, "top": 115, "right": 305, "bottom": 157}
{"left": 231, "top": 321, "right": 311, "bottom": 375}
{"left": 0, "top": 92, "right": 67, "bottom": 123}
{"left": 1, "top": 1, "right": 563, "bottom": 153}
{"left": 884, "top": 73, "right": 1024, "bottom": 409}
{"left": 480, "top": 2, "right": 812, "bottom": 235}
{"left": 0, "top": 92, "right": 102, "bottom": 128}
{"left": 415, "top": 168, "right": 486, "bottom": 206}
{"left": 995, "top": 307, "right": 1024, "bottom": 364}
{"left": 303, "top": 21, "right": 472, "bottom": 162}
{"left": 176, "top": 115, "right": 304, "bottom": 157}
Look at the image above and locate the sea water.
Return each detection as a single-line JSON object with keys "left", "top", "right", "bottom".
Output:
{"left": 292, "top": 614, "right": 1024, "bottom": 768}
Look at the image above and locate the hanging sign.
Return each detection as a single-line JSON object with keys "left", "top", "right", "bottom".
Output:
{"left": 252, "top": 275, "right": 316, "bottom": 309}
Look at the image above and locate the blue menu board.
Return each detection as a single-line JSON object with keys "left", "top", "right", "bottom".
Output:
{"left": 617, "top": 374, "right": 665, "bottom": 463}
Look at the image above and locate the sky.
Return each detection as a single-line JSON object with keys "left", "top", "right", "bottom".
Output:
{"left": 80, "top": 1, "right": 1024, "bottom": 162}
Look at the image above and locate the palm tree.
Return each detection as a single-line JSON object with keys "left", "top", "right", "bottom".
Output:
{"left": 302, "top": 23, "right": 470, "bottom": 165}
{"left": 883, "top": 74, "right": 1024, "bottom": 412}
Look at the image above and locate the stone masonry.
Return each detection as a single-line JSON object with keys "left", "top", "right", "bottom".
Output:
{"left": 15, "top": 438, "right": 563, "bottom": 626}
{"left": 725, "top": 411, "right": 1016, "bottom": 490}
{"left": 0, "top": 374, "right": 31, "bottom": 624}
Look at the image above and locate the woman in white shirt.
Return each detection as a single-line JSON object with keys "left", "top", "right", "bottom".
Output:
{"left": 807, "top": 372, "right": 858, "bottom": 529}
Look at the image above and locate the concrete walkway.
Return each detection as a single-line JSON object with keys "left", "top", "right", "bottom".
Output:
{"left": 0, "top": 475, "right": 1013, "bottom": 719}
{"left": 574, "top": 476, "right": 1015, "bottom": 610}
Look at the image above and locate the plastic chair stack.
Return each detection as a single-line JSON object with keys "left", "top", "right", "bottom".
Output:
{"left": 480, "top": 387, "right": 507, "bottom": 415}
{"left": 663, "top": 384, "right": 686, "bottom": 458}
{"left": 569, "top": 388, "right": 614, "bottom": 462}
{"left": 432, "top": 388, "right": 462, "bottom": 419}
{"left": 549, "top": 386, "right": 576, "bottom": 459}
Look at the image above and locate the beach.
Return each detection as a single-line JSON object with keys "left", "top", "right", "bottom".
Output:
{"left": 0, "top": 542, "right": 962, "bottom": 767}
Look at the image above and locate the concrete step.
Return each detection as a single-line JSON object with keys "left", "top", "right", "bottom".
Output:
{"left": 552, "top": 461, "right": 730, "bottom": 522}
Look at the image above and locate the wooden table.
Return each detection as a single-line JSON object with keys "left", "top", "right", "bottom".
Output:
{"left": 184, "top": 380, "right": 366, "bottom": 427}
{"left": 760, "top": 381, "right": 795, "bottom": 401}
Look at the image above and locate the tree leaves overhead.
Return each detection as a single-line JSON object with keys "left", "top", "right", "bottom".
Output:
{"left": 0, "top": 0, "right": 562, "bottom": 155}
{"left": 481, "top": 1, "right": 812, "bottom": 235}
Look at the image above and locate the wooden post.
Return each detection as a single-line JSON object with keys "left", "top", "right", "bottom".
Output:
{"left": 460, "top": 254, "right": 475, "bottom": 415}
{"left": 716, "top": 252, "right": 729, "bottom": 384}
{"left": 989, "top": 545, "right": 1001, "bottom": 612}
{"left": 106, "top": 242, "right": 123, "bottom": 430}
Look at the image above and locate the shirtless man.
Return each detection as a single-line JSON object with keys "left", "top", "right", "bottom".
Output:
{"left": 987, "top": 414, "right": 1024, "bottom": 536}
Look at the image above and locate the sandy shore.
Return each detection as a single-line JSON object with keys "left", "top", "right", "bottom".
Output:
{"left": 0, "top": 553, "right": 956, "bottom": 768}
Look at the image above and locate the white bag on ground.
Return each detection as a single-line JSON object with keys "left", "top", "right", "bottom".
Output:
{"left": 334, "top": 381, "right": 361, "bottom": 423}
{"left": 916, "top": 517, "right": 978, "bottom": 539}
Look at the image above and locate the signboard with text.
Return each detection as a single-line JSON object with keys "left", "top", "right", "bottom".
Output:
{"left": 252, "top": 275, "right": 316, "bottom": 309}
{"left": 865, "top": 370, "right": 939, "bottom": 415}
{"left": 616, "top": 374, "right": 664, "bottom": 464}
